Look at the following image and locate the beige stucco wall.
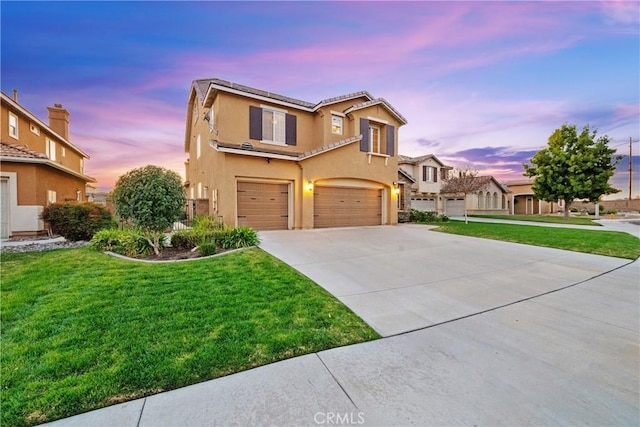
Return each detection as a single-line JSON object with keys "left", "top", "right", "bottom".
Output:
{"left": 185, "top": 87, "right": 402, "bottom": 229}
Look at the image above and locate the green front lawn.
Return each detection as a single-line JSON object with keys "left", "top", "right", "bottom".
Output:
{"left": 469, "top": 214, "right": 601, "bottom": 226}
{"left": 433, "top": 221, "right": 640, "bottom": 259}
{"left": 1, "top": 247, "right": 379, "bottom": 426}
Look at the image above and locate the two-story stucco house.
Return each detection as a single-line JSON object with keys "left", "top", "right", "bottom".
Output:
{"left": 398, "top": 154, "right": 452, "bottom": 214}
{"left": 184, "top": 78, "right": 407, "bottom": 230}
{"left": 1, "top": 91, "right": 95, "bottom": 238}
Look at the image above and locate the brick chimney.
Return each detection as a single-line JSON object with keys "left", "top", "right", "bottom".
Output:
{"left": 47, "top": 104, "right": 70, "bottom": 140}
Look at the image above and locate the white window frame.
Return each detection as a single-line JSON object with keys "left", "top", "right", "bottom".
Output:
{"left": 62, "top": 147, "right": 66, "bottom": 157}
{"left": 331, "top": 115, "right": 343, "bottom": 135}
{"left": 196, "top": 135, "right": 201, "bottom": 159}
{"left": 261, "top": 106, "right": 287, "bottom": 145}
{"left": 30, "top": 123, "right": 40, "bottom": 135}
{"left": 46, "top": 138, "right": 56, "bottom": 161}
{"left": 423, "top": 165, "right": 436, "bottom": 182}
{"left": 80, "top": 158, "right": 84, "bottom": 172}
{"left": 8, "top": 113, "right": 18, "bottom": 139}
{"left": 47, "top": 190, "right": 57, "bottom": 205}
{"left": 369, "top": 124, "right": 381, "bottom": 154}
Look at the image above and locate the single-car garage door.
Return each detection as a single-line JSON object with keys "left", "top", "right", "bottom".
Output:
{"left": 445, "top": 198, "right": 465, "bottom": 217}
{"left": 314, "top": 187, "right": 382, "bottom": 228}
{"left": 237, "top": 181, "right": 289, "bottom": 230}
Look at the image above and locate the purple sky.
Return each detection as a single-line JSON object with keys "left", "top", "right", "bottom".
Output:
{"left": 2, "top": 1, "right": 638, "bottom": 198}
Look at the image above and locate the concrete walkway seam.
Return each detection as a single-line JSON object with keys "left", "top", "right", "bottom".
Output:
{"left": 315, "top": 353, "right": 361, "bottom": 412}
{"left": 135, "top": 398, "right": 146, "bottom": 427}
{"left": 384, "top": 258, "right": 638, "bottom": 339}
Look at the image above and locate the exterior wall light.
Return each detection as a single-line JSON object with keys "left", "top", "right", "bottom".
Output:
{"left": 307, "top": 180, "right": 314, "bottom": 192}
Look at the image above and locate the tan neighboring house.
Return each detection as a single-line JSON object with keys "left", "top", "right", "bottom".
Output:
{"left": 184, "top": 78, "right": 407, "bottom": 230}
{"left": 441, "top": 175, "right": 510, "bottom": 216}
{"left": 1, "top": 91, "right": 95, "bottom": 238}
{"left": 398, "top": 154, "right": 452, "bottom": 214}
{"left": 504, "top": 179, "right": 563, "bottom": 215}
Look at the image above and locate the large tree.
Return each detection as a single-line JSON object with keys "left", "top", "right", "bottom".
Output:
{"left": 440, "top": 166, "right": 489, "bottom": 223}
{"left": 112, "top": 165, "right": 186, "bottom": 254}
{"left": 523, "top": 124, "right": 620, "bottom": 220}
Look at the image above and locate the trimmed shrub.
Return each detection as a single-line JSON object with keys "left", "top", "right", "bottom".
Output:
{"left": 170, "top": 229, "right": 217, "bottom": 250}
{"left": 217, "top": 226, "right": 260, "bottom": 249}
{"left": 410, "top": 209, "right": 448, "bottom": 223}
{"left": 91, "top": 228, "right": 166, "bottom": 257}
{"left": 42, "top": 202, "right": 114, "bottom": 241}
{"left": 192, "top": 215, "right": 225, "bottom": 230}
{"left": 198, "top": 242, "right": 217, "bottom": 257}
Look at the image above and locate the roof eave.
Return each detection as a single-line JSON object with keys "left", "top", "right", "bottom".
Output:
{"left": 0, "top": 156, "right": 96, "bottom": 182}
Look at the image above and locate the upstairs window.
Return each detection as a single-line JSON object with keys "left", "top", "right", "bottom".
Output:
{"left": 46, "top": 139, "right": 56, "bottom": 161}
{"left": 249, "top": 106, "right": 297, "bottom": 146}
{"left": 262, "top": 108, "right": 286, "bottom": 144}
{"left": 331, "top": 115, "right": 343, "bottom": 134}
{"left": 422, "top": 166, "right": 438, "bottom": 182}
{"left": 370, "top": 125, "right": 381, "bottom": 154}
{"left": 8, "top": 113, "right": 18, "bottom": 139}
{"left": 359, "top": 118, "right": 395, "bottom": 156}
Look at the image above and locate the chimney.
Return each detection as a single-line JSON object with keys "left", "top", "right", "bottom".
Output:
{"left": 13, "top": 89, "right": 18, "bottom": 102}
{"left": 47, "top": 104, "right": 70, "bottom": 140}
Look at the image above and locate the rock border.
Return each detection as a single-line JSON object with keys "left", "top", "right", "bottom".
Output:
{"left": 103, "top": 247, "right": 251, "bottom": 263}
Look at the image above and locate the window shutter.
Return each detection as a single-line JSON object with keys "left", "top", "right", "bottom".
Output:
{"left": 386, "top": 125, "right": 395, "bottom": 156}
{"left": 434, "top": 167, "right": 438, "bottom": 182}
{"left": 249, "top": 106, "right": 262, "bottom": 140}
{"left": 422, "top": 165, "right": 427, "bottom": 182}
{"left": 360, "top": 118, "right": 369, "bottom": 152}
{"left": 285, "top": 114, "right": 297, "bottom": 146}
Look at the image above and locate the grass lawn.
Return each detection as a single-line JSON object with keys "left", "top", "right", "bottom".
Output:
{"left": 433, "top": 221, "right": 640, "bottom": 259}
{"left": 1, "top": 247, "right": 379, "bottom": 427}
{"left": 469, "top": 214, "right": 601, "bottom": 226}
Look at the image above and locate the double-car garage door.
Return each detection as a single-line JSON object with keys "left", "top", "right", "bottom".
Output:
{"left": 237, "top": 182, "right": 382, "bottom": 230}
{"left": 314, "top": 186, "right": 382, "bottom": 228}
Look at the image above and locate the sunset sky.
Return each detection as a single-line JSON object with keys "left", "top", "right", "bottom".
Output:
{"left": 2, "top": 1, "right": 638, "bottom": 197}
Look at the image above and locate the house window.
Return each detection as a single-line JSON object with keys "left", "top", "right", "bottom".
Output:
{"left": 478, "top": 191, "right": 484, "bottom": 208}
{"left": 422, "top": 166, "right": 437, "bottom": 182}
{"left": 331, "top": 115, "right": 343, "bottom": 134}
{"left": 46, "top": 139, "right": 56, "bottom": 161}
{"left": 190, "top": 187, "right": 194, "bottom": 199}
{"left": 197, "top": 182, "right": 202, "bottom": 199}
{"left": 62, "top": 147, "right": 66, "bottom": 157}
{"left": 47, "top": 190, "right": 57, "bottom": 205}
{"left": 262, "top": 108, "right": 286, "bottom": 144}
{"left": 30, "top": 123, "right": 40, "bottom": 135}
{"left": 203, "top": 186, "right": 209, "bottom": 199}
{"left": 196, "top": 135, "right": 201, "bottom": 159}
{"left": 370, "top": 125, "right": 381, "bottom": 153}
{"left": 80, "top": 158, "right": 84, "bottom": 172}
{"left": 205, "top": 107, "right": 214, "bottom": 132}
{"left": 8, "top": 113, "right": 18, "bottom": 139}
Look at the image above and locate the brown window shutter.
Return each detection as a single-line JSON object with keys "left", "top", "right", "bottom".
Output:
{"left": 386, "top": 125, "right": 395, "bottom": 156}
{"left": 360, "top": 118, "right": 369, "bottom": 152}
{"left": 285, "top": 113, "right": 297, "bottom": 146}
{"left": 249, "top": 106, "right": 262, "bottom": 140}
{"left": 434, "top": 167, "right": 438, "bottom": 182}
{"left": 422, "top": 165, "right": 427, "bottom": 182}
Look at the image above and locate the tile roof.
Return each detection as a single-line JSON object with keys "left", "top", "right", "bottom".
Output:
{"left": 0, "top": 142, "right": 48, "bottom": 159}
{"left": 398, "top": 154, "right": 451, "bottom": 167}
{"left": 343, "top": 98, "right": 408, "bottom": 125}
{"left": 196, "top": 78, "right": 315, "bottom": 109}
{"left": 212, "top": 135, "right": 362, "bottom": 161}
{"left": 398, "top": 168, "right": 416, "bottom": 183}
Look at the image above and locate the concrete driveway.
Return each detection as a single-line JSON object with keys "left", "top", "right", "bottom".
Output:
{"left": 259, "top": 224, "right": 631, "bottom": 337}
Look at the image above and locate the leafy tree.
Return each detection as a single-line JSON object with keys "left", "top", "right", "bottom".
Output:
{"left": 523, "top": 124, "right": 620, "bottom": 220}
{"left": 440, "top": 166, "right": 489, "bottom": 223}
{"left": 111, "top": 165, "right": 186, "bottom": 255}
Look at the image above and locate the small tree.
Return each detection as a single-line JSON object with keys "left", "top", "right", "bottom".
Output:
{"left": 523, "top": 124, "right": 620, "bottom": 221}
{"left": 440, "top": 166, "right": 489, "bottom": 223}
{"left": 111, "top": 165, "right": 186, "bottom": 255}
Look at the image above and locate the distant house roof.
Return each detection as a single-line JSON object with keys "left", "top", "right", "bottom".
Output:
{"left": 193, "top": 78, "right": 407, "bottom": 124}
{"left": 0, "top": 142, "right": 49, "bottom": 159}
{"left": 0, "top": 142, "right": 96, "bottom": 182}
{"left": 441, "top": 175, "right": 510, "bottom": 194}
{"left": 398, "top": 168, "right": 416, "bottom": 183}
{"left": 398, "top": 154, "right": 452, "bottom": 168}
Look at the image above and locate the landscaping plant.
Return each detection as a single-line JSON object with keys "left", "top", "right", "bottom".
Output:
{"left": 41, "top": 202, "right": 114, "bottom": 241}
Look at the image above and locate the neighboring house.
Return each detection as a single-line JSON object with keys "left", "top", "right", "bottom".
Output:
{"left": 1, "top": 91, "right": 95, "bottom": 238}
{"left": 504, "top": 179, "right": 562, "bottom": 215}
{"left": 184, "top": 78, "right": 407, "bottom": 230}
{"left": 396, "top": 168, "right": 415, "bottom": 222}
{"left": 441, "top": 175, "right": 510, "bottom": 216}
{"left": 398, "top": 154, "right": 452, "bottom": 214}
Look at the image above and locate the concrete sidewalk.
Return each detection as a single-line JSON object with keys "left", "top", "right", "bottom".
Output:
{"left": 43, "top": 258, "right": 639, "bottom": 426}
{"left": 451, "top": 215, "right": 640, "bottom": 237}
